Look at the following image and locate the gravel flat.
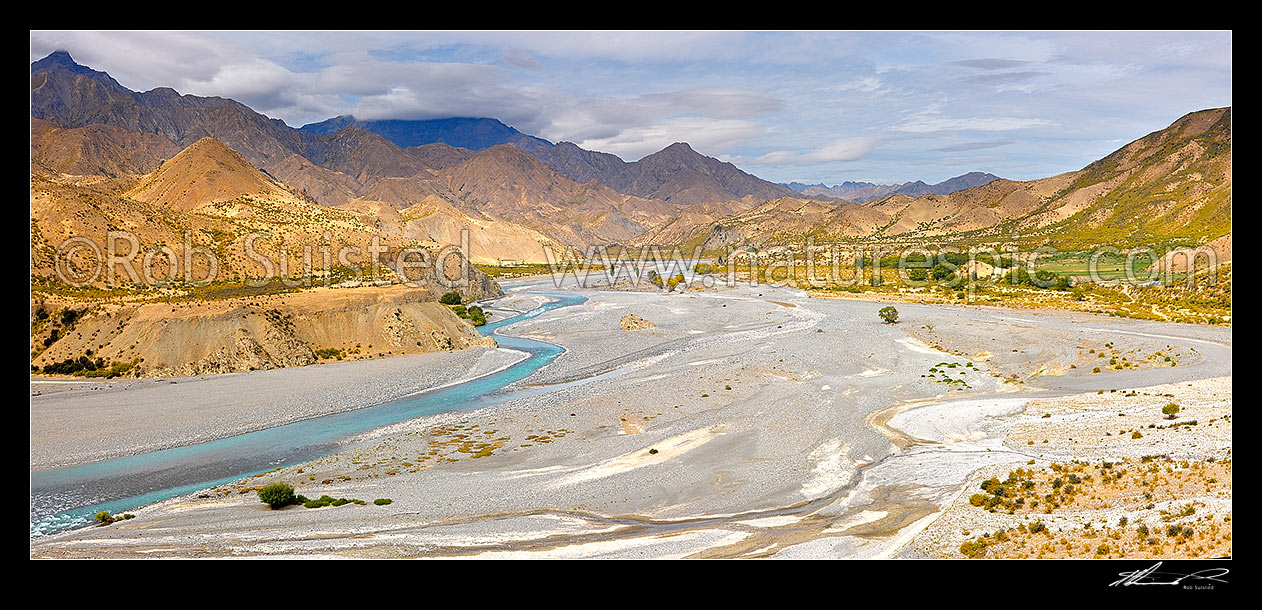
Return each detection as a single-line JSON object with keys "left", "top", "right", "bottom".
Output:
{"left": 30, "top": 275, "right": 1231, "bottom": 558}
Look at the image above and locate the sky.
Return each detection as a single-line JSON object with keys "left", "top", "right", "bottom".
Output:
{"left": 30, "top": 30, "right": 1232, "bottom": 185}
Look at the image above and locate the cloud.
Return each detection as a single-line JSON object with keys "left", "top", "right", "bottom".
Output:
{"left": 952, "top": 70, "right": 1050, "bottom": 85}
{"left": 951, "top": 58, "right": 1031, "bottom": 70}
{"left": 895, "top": 108, "right": 1053, "bottom": 133}
{"left": 915, "top": 155, "right": 1007, "bottom": 167}
{"left": 752, "top": 150, "right": 799, "bottom": 165}
{"left": 502, "top": 48, "right": 543, "bottom": 70}
{"left": 932, "top": 139, "right": 1015, "bottom": 153}
{"left": 651, "top": 88, "right": 783, "bottom": 119}
{"left": 825, "top": 76, "right": 883, "bottom": 93}
{"left": 753, "top": 137, "right": 880, "bottom": 165}
{"left": 457, "top": 30, "right": 752, "bottom": 63}
{"left": 527, "top": 87, "right": 781, "bottom": 151}
{"left": 338, "top": 62, "right": 549, "bottom": 128}
{"left": 574, "top": 118, "right": 770, "bottom": 160}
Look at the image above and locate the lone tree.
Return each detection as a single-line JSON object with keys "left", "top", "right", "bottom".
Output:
{"left": 879, "top": 306, "right": 899, "bottom": 324}
{"left": 439, "top": 291, "right": 462, "bottom": 305}
{"left": 1162, "top": 402, "right": 1181, "bottom": 419}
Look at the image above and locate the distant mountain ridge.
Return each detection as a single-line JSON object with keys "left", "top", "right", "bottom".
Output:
{"left": 300, "top": 116, "right": 552, "bottom": 151}
{"left": 301, "top": 116, "right": 797, "bottom": 206}
{"left": 33, "top": 51, "right": 794, "bottom": 210}
{"left": 32, "top": 51, "right": 301, "bottom": 167}
{"left": 630, "top": 108, "right": 1230, "bottom": 252}
{"left": 784, "top": 172, "right": 1001, "bottom": 203}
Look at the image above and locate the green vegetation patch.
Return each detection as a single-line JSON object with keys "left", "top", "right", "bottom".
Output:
{"left": 257, "top": 482, "right": 300, "bottom": 509}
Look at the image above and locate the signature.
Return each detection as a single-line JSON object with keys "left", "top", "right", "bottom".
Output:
{"left": 1110, "top": 562, "right": 1229, "bottom": 587}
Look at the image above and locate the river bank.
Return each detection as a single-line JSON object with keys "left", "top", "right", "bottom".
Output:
{"left": 31, "top": 346, "right": 526, "bottom": 470}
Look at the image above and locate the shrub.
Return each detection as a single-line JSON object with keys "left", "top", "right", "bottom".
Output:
{"left": 40, "top": 355, "right": 127, "bottom": 376}
{"left": 878, "top": 306, "right": 899, "bottom": 324}
{"left": 61, "top": 308, "right": 84, "bottom": 326}
{"left": 439, "top": 291, "right": 462, "bottom": 305}
{"left": 315, "top": 347, "right": 343, "bottom": 359}
{"left": 1162, "top": 402, "right": 1180, "bottom": 418}
{"left": 95, "top": 511, "right": 114, "bottom": 524}
{"left": 302, "top": 494, "right": 360, "bottom": 509}
{"left": 257, "top": 482, "right": 299, "bottom": 509}
{"left": 959, "top": 538, "right": 991, "bottom": 558}
{"left": 373, "top": 498, "right": 393, "bottom": 506}
{"left": 666, "top": 273, "right": 685, "bottom": 292}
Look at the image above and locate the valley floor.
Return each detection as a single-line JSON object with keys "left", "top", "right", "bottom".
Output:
{"left": 29, "top": 276, "right": 1231, "bottom": 558}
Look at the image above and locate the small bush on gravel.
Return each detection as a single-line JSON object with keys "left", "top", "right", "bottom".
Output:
{"left": 258, "top": 482, "right": 300, "bottom": 509}
{"left": 878, "top": 306, "right": 899, "bottom": 324}
{"left": 374, "top": 498, "right": 393, "bottom": 506}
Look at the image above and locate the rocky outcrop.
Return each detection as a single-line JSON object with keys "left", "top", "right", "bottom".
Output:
{"left": 620, "top": 313, "right": 656, "bottom": 331}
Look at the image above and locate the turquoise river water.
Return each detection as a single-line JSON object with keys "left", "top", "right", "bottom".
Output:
{"left": 30, "top": 291, "right": 586, "bottom": 537}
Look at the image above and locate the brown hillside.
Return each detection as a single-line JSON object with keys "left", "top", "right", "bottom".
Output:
{"left": 411, "top": 145, "right": 681, "bottom": 246}
{"left": 31, "top": 118, "right": 182, "bottom": 178}
{"left": 125, "top": 137, "right": 297, "bottom": 211}
{"left": 32, "top": 285, "right": 495, "bottom": 378}
{"left": 264, "top": 154, "right": 364, "bottom": 207}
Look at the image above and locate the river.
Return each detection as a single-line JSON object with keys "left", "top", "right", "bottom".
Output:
{"left": 29, "top": 291, "right": 587, "bottom": 537}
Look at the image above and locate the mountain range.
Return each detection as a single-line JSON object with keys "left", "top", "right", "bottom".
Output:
{"left": 31, "top": 51, "right": 1231, "bottom": 267}
{"left": 784, "top": 172, "right": 1002, "bottom": 203}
